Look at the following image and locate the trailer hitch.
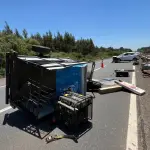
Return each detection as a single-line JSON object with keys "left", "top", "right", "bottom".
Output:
{"left": 87, "top": 61, "right": 102, "bottom": 91}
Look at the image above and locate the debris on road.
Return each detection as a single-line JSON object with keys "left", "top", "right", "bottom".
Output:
{"left": 141, "top": 63, "right": 150, "bottom": 77}
{"left": 114, "top": 69, "right": 134, "bottom": 77}
{"left": 100, "top": 78, "right": 116, "bottom": 86}
{"left": 98, "top": 77, "right": 145, "bottom": 95}
{"left": 139, "top": 53, "right": 150, "bottom": 77}
{"left": 57, "top": 91, "right": 93, "bottom": 127}
{"left": 99, "top": 85, "right": 122, "bottom": 94}
{"left": 133, "top": 60, "right": 139, "bottom": 65}
{"left": 115, "top": 80, "right": 145, "bottom": 96}
{"left": 45, "top": 134, "right": 78, "bottom": 143}
{"left": 142, "top": 70, "right": 150, "bottom": 77}
{"left": 98, "top": 78, "right": 122, "bottom": 94}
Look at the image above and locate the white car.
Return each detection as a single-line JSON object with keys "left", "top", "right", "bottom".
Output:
{"left": 113, "top": 52, "right": 139, "bottom": 62}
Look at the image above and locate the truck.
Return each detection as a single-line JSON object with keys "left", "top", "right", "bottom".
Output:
{"left": 5, "top": 45, "right": 95, "bottom": 129}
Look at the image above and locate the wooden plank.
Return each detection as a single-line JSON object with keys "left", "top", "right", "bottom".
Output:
{"left": 99, "top": 85, "right": 122, "bottom": 94}
{"left": 115, "top": 80, "right": 145, "bottom": 96}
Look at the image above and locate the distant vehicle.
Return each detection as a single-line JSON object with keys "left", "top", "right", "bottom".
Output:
{"left": 112, "top": 52, "right": 140, "bottom": 62}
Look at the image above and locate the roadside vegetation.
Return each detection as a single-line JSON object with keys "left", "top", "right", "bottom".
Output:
{"left": 0, "top": 22, "right": 132, "bottom": 77}
{"left": 137, "top": 47, "right": 150, "bottom": 53}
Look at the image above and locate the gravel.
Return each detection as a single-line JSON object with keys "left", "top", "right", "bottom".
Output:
{"left": 136, "top": 63, "right": 150, "bottom": 150}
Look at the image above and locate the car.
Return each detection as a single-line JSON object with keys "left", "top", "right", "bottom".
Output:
{"left": 112, "top": 52, "right": 140, "bottom": 63}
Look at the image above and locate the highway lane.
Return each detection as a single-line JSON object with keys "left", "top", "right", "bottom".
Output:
{"left": 0, "top": 87, "right": 9, "bottom": 110}
{"left": 0, "top": 60, "right": 135, "bottom": 150}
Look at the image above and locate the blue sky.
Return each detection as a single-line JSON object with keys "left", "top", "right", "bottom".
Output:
{"left": 0, "top": 0, "right": 150, "bottom": 50}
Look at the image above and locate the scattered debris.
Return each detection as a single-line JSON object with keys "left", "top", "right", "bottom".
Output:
{"left": 115, "top": 80, "right": 145, "bottom": 96}
{"left": 114, "top": 69, "right": 134, "bottom": 77}
{"left": 100, "top": 78, "right": 116, "bottom": 86}
{"left": 141, "top": 63, "right": 150, "bottom": 71}
{"left": 98, "top": 77, "right": 145, "bottom": 95}
{"left": 133, "top": 60, "right": 139, "bottom": 65}
{"left": 141, "top": 63, "right": 150, "bottom": 77}
{"left": 45, "top": 134, "right": 78, "bottom": 143}
{"left": 57, "top": 91, "right": 93, "bottom": 127}
{"left": 99, "top": 85, "right": 122, "bottom": 94}
{"left": 101, "top": 78, "right": 115, "bottom": 81}
{"left": 142, "top": 70, "right": 150, "bottom": 77}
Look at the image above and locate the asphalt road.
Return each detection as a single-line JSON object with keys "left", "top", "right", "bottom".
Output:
{"left": 0, "top": 59, "right": 135, "bottom": 150}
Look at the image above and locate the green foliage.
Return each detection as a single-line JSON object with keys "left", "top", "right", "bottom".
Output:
{"left": 22, "top": 29, "right": 28, "bottom": 38}
{"left": 14, "top": 29, "right": 22, "bottom": 38}
{"left": 2, "top": 21, "right": 13, "bottom": 35}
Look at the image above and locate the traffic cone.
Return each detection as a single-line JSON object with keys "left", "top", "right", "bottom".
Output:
{"left": 101, "top": 59, "right": 104, "bottom": 68}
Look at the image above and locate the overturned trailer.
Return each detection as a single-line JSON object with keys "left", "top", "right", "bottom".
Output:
{"left": 5, "top": 46, "right": 94, "bottom": 127}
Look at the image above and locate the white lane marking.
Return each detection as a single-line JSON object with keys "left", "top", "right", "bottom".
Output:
{"left": 94, "top": 65, "right": 107, "bottom": 71}
{"left": 94, "top": 68, "right": 101, "bottom": 71}
{"left": 0, "top": 85, "right": 6, "bottom": 88}
{"left": 0, "top": 106, "right": 12, "bottom": 114}
{"left": 126, "top": 65, "right": 138, "bottom": 150}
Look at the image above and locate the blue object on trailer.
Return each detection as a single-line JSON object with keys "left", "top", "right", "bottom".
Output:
{"left": 56, "top": 64, "right": 87, "bottom": 97}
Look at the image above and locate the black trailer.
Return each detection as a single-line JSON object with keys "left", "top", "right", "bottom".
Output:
{"left": 5, "top": 46, "right": 94, "bottom": 128}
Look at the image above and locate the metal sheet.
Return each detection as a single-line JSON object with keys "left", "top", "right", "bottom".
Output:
{"left": 47, "top": 66, "right": 65, "bottom": 70}
{"left": 41, "top": 63, "right": 61, "bottom": 67}
{"left": 18, "top": 57, "right": 42, "bottom": 61}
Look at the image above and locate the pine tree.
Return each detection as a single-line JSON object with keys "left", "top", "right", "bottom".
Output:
{"left": 22, "top": 29, "right": 28, "bottom": 38}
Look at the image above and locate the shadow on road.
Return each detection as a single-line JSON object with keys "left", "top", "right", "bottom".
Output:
{"left": 2, "top": 110, "right": 92, "bottom": 140}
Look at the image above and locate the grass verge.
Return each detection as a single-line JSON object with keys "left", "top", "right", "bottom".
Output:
{"left": 51, "top": 51, "right": 122, "bottom": 62}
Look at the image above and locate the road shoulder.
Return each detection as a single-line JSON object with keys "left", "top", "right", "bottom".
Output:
{"left": 136, "top": 65, "right": 150, "bottom": 150}
{"left": 0, "top": 78, "right": 5, "bottom": 86}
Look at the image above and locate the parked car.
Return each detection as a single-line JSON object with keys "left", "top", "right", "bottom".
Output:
{"left": 112, "top": 52, "right": 140, "bottom": 63}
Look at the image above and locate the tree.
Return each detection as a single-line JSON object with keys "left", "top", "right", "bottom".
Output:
{"left": 53, "top": 32, "right": 63, "bottom": 51}
{"left": 22, "top": 29, "right": 28, "bottom": 38}
{"left": 42, "top": 31, "right": 53, "bottom": 48}
{"left": 63, "top": 32, "right": 75, "bottom": 52}
{"left": 3, "top": 21, "right": 13, "bottom": 35}
{"left": 14, "top": 29, "right": 22, "bottom": 38}
{"left": 32, "top": 32, "right": 43, "bottom": 45}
